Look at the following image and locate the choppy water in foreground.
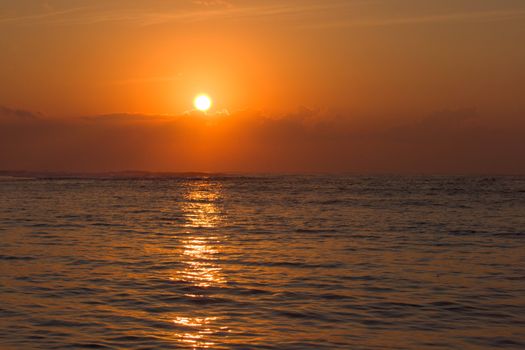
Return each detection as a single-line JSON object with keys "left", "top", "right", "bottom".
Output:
{"left": 0, "top": 176, "right": 524, "bottom": 349}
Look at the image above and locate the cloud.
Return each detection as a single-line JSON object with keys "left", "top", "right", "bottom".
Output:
{"left": 387, "top": 108, "right": 481, "bottom": 140}
{"left": 82, "top": 113, "right": 172, "bottom": 123}
{"left": 0, "top": 6, "right": 88, "bottom": 24}
{"left": 2, "top": 2, "right": 524, "bottom": 29}
{"left": 0, "top": 105, "right": 42, "bottom": 121}
{"left": 192, "top": 0, "right": 234, "bottom": 8}
{"left": 0, "top": 107, "right": 523, "bottom": 174}
{"left": 0, "top": 1, "right": 349, "bottom": 27}
{"left": 104, "top": 74, "right": 181, "bottom": 86}
{"left": 308, "top": 8, "right": 525, "bottom": 29}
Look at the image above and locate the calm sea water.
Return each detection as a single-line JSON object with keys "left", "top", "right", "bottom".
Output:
{"left": 0, "top": 176, "right": 524, "bottom": 349}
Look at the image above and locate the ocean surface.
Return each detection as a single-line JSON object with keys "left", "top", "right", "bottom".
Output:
{"left": 1, "top": 176, "right": 524, "bottom": 349}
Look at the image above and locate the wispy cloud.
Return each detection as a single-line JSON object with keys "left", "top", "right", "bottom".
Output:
{"left": 2, "top": 2, "right": 525, "bottom": 28}
{"left": 0, "top": 1, "right": 350, "bottom": 27}
{"left": 308, "top": 8, "right": 525, "bottom": 29}
{"left": 192, "top": 0, "right": 234, "bottom": 8}
{"left": 0, "top": 6, "right": 88, "bottom": 24}
{"left": 104, "top": 74, "right": 182, "bottom": 86}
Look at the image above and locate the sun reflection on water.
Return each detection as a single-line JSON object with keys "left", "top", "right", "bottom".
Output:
{"left": 172, "top": 180, "right": 228, "bottom": 347}
{"left": 173, "top": 316, "right": 219, "bottom": 348}
{"left": 182, "top": 182, "right": 222, "bottom": 229}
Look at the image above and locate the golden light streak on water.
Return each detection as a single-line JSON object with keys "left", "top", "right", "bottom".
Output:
{"left": 172, "top": 181, "right": 228, "bottom": 346}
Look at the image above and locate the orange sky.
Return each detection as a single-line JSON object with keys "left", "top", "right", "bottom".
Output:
{"left": 1, "top": 0, "right": 524, "bottom": 173}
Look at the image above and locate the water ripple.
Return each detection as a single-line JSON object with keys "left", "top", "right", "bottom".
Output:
{"left": 0, "top": 176, "right": 524, "bottom": 349}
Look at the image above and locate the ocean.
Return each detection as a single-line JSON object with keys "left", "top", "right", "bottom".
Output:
{"left": 1, "top": 176, "right": 524, "bottom": 349}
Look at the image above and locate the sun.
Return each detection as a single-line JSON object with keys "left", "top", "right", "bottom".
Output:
{"left": 194, "top": 94, "right": 212, "bottom": 112}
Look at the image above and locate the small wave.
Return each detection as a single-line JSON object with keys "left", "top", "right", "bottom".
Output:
{"left": 0, "top": 254, "right": 36, "bottom": 261}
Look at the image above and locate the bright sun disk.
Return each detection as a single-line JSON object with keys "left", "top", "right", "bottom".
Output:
{"left": 194, "top": 94, "right": 212, "bottom": 111}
